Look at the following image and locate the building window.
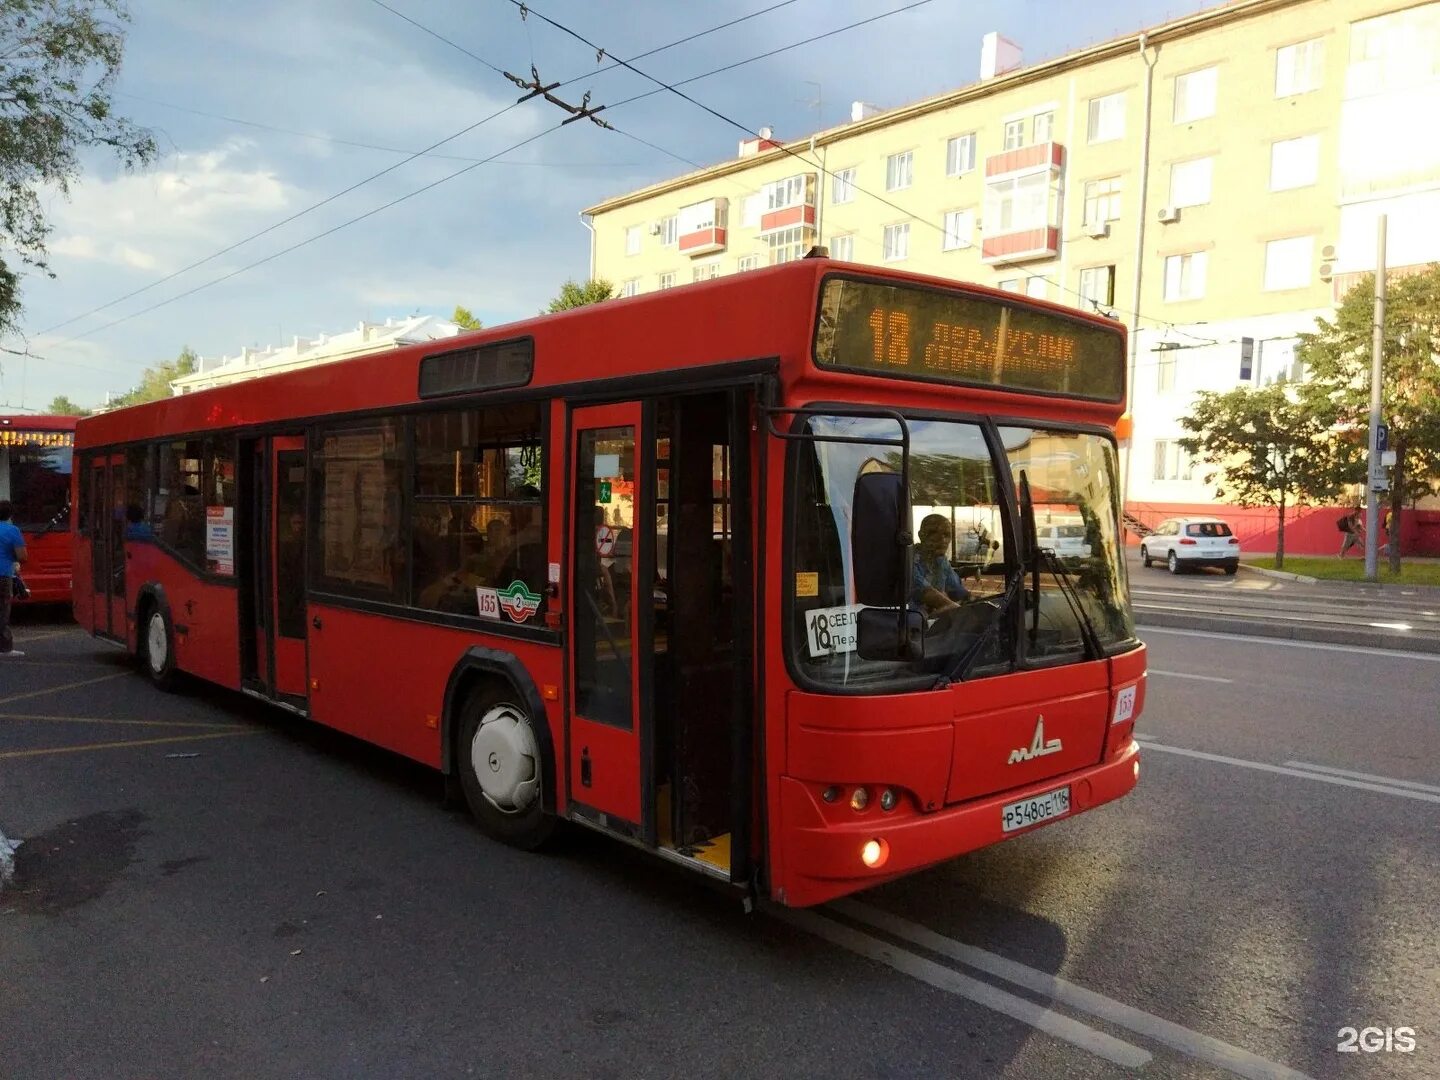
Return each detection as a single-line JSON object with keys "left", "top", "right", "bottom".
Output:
{"left": 741, "top": 193, "right": 763, "bottom": 228}
{"left": 831, "top": 167, "right": 856, "bottom": 204}
{"left": 885, "top": 150, "right": 913, "bottom": 191}
{"left": 657, "top": 272, "right": 675, "bottom": 290}
{"left": 767, "top": 226, "right": 809, "bottom": 265}
{"left": 1078, "top": 265, "right": 1116, "bottom": 308}
{"left": 1087, "top": 92, "right": 1126, "bottom": 143}
{"left": 1173, "top": 66, "right": 1218, "bottom": 123}
{"left": 412, "top": 404, "right": 545, "bottom": 617}
{"left": 942, "top": 209, "right": 974, "bottom": 251}
{"left": 1163, "top": 252, "right": 1207, "bottom": 301}
{"left": 659, "top": 216, "right": 678, "bottom": 246}
{"left": 1083, "top": 176, "right": 1122, "bottom": 225}
{"left": 625, "top": 226, "right": 641, "bottom": 256}
{"left": 765, "top": 173, "right": 811, "bottom": 211}
{"left": 997, "top": 279, "right": 1023, "bottom": 293}
{"left": 946, "top": 133, "right": 976, "bottom": 176}
{"left": 1156, "top": 353, "right": 1177, "bottom": 393}
{"left": 985, "top": 172, "right": 1048, "bottom": 232}
{"left": 1152, "top": 439, "right": 1194, "bottom": 481}
{"left": 736, "top": 254, "right": 760, "bottom": 272}
{"left": 620, "top": 279, "right": 638, "bottom": 298}
{"left": 1264, "top": 236, "right": 1313, "bottom": 291}
{"left": 1270, "top": 135, "right": 1319, "bottom": 191}
{"left": 1169, "top": 157, "right": 1214, "bottom": 208}
{"left": 1276, "top": 38, "right": 1324, "bottom": 97}
{"left": 830, "top": 234, "right": 854, "bottom": 261}
{"left": 1003, "top": 119, "right": 1026, "bottom": 150}
{"left": 1025, "top": 277, "right": 1047, "bottom": 300}
{"left": 692, "top": 261, "right": 722, "bottom": 283}
{"left": 1032, "top": 111, "right": 1054, "bottom": 143}
{"left": 882, "top": 223, "right": 909, "bottom": 261}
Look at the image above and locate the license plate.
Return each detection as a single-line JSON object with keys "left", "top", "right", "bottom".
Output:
{"left": 1001, "top": 786, "right": 1071, "bottom": 833}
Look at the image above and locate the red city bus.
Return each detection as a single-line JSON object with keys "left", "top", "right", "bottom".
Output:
{"left": 1, "top": 414, "right": 77, "bottom": 603}
{"left": 73, "top": 259, "right": 1144, "bottom": 907}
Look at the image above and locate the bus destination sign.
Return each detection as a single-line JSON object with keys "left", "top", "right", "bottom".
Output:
{"left": 0, "top": 429, "right": 75, "bottom": 448}
{"left": 813, "top": 277, "right": 1125, "bottom": 402}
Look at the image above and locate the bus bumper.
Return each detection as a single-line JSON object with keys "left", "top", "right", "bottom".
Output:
{"left": 773, "top": 739, "right": 1140, "bottom": 908}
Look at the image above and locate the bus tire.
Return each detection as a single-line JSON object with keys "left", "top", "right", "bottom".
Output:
{"left": 457, "top": 682, "right": 555, "bottom": 851}
{"left": 139, "top": 601, "right": 178, "bottom": 692}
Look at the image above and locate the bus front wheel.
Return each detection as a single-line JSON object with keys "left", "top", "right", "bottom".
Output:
{"left": 457, "top": 684, "right": 555, "bottom": 851}
{"left": 139, "top": 603, "right": 178, "bottom": 692}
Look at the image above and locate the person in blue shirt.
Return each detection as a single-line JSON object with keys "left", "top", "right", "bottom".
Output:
{"left": 0, "top": 499, "right": 28, "bottom": 657}
{"left": 911, "top": 513, "right": 969, "bottom": 616}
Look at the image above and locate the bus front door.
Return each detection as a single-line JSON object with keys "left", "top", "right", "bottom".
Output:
{"left": 241, "top": 435, "right": 308, "bottom": 706}
{"left": 567, "top": 402, "right": 652, "bottom": 840}
{"left": 85, "top": 453, "right": 125, "bottom": 641}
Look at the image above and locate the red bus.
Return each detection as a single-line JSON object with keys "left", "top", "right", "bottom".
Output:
{"left": 73, "top": 259, "right": 1144, "bottom": 907}
{"left": 1, "top": 414, "right": 77, "bottom": 604}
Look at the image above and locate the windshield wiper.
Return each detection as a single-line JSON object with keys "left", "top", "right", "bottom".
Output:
{"left": 1036, "top": 546, "right": 1104, "bottom": 660}
{"left": 935, "top": 563, "right": 1024, "bottom": 687}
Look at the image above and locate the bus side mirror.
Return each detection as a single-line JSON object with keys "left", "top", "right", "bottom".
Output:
{"left": 851, "top": 471, "right": 909, "bottom": 607}
{"left": 855, "top": 607, "right": 926, "bottom": 661}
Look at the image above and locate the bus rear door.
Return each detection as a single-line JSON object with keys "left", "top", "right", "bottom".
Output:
{"left": 83, "top": 452, "right": 126, "bottom": 641}
{"left": 239, "top": 435, "right": 309, "bottom": 708}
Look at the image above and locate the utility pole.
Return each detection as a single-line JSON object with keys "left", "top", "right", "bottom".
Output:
{"left": 1364, "top": 214, "right": 1387, "bottom": 582}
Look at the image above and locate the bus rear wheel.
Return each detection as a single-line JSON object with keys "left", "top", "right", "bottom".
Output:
{"left": 139, "top": 604, "right": 178, "bottom": 692}
{"left": 457, "top": 684, "right": 555, "bottom": 851}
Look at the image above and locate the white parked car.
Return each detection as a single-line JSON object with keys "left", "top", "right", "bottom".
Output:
{"left": 1141, "top": 517, "right": 1240, "bottom": 574}
{"left": 1036, "top": 522, "right": 1092, "bottom": 559}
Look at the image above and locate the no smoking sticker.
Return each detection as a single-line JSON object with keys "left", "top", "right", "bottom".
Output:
{"left": 595, "top": 524, "right": 617, "bottom": 556}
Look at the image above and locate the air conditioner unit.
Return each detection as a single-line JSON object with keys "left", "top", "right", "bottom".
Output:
{"left": 1318, "top": 261, "right": 1334, "bottom": 282}
{"left": 1085, "top": 221, "right": 1110, "bottom": 239}
{"left": 1157, "top": 206, "right": 1180, "bottom": 224}
{"left": 649, "top": 222, "right": 663, "bottom": 236}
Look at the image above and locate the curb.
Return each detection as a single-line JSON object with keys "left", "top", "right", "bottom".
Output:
{"left": 1136, "top": 611, "right": 1440, "bottom": 655}
{"left": 1239, "top": 564, "right": 1317, "bottom": 584}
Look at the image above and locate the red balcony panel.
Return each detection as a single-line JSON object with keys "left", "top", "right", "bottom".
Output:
{"left": 759, "top": 203, "right": 816, "bottom": 234}
{"left": 678, "top": 227, "right": 727, "bottom": 256}
{"left": 984, "top": 141, "right": 1066, "bottom": 178}
{"left": 980, "top": 225, "right": 1059, "bottom": 263}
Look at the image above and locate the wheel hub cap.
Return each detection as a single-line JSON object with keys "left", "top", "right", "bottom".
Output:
{"left": 147, "top": 614, "right": 167, "bottom": 672}
{"left": 471, "top": 705, "right": 539, "bottom": 814}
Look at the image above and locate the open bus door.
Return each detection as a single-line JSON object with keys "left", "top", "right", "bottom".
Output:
{"left": 239, "top": 435, "right": 309, "bottom": 708}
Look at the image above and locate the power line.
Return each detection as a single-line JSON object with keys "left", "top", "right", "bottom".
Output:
{"left": 513, "top": 0, "right": 1225, "bottom": 347}
{"left": 29, "top": 1, "right": 809, "bottom": 360}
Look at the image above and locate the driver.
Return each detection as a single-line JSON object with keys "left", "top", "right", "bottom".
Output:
{"left": 911, "top": 514, "right": 970, "bottom": 615}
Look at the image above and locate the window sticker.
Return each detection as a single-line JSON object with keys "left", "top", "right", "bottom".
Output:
{"left": 805, "top": 604, "right": 862, "bottom": 657}
{"left": 475, "top": 587, "right": 501, "bottom": 620}
{"left": 498, "top": 580, "right": 543, "bottom": 623}
{"left": 795, "top": 571, "right": 819, "bottom": 598}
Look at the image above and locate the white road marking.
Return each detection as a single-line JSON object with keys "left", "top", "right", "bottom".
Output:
{"left": 1150, "top": 669, "right": 1233, "bottom": 683}
{"left": 0, "top": 827, "right": 18, "bottom": 886}
{"left": 833, "top": 899, "right": 1315, "bottom": 1080}
{"left": 1136, "top": 740, "right": 1440, "bottom": 805}
{"left": 1281, "top": 761, "right": 1440, "bottom": 795}
{"left": 1139, "top": 626, "right": 1440, "bottom": 662}
{"left": 774, "top": 907, "right": 1152, "bottom": 1069}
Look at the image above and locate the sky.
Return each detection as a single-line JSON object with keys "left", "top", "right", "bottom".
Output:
{"left": 4, "top": 0, "right": 1206, "bottom": 412}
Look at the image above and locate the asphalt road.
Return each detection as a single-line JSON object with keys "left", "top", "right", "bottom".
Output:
{"left": 2, "top": 613, "right": 1437, "bottom": 1079}
{"left": 1127, "top": 550, "right": 1440, "bottom": 653}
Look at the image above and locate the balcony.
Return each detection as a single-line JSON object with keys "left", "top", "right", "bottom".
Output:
{"left": 760, "top": 202, "right": 817, "bottom": 234}
{"left": 985, "top": 141, "right": 1065, "bottom": 179}
{"left": 677, "top": 197, "right": 729, "bottom": 257}
{"left": 981, "top": 226, "right": 1060, "bottom": 264}
{"left": 678, "top": 227, "right": 727, "bottom": 256}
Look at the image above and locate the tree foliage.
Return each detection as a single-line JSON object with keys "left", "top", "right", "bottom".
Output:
{"left": 1178, "top": 384, "right": 1355, "bottom": 568}
{"left": 44, "top": 392, "right": 88, "bottom": 415}
{"left": 1297, "top": 264, "right": 1440, "bottom": 566}
{"left": 545, "top": 278, "right": 613, "bottom": 313}
{"left": 450, "top": 305, "right": 482, "bottom": 330}
{"left": 107, "top": 345, "right": 196, "bottom": 408}
{"left": 0, "top": 0, "right": 157, "bottom": 336}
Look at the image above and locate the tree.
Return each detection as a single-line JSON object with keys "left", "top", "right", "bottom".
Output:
{"left": 450, "top": 305, "right": 482, "bottom": 330}
{"left": 1178, "top": 384, "right": 1355, "bottom": 569}
{"left": 107, "top": 345, "right": 197, "bottom": 408}
{"left": 44, "top": 392, "right": 89, "bottom": 416}
{"left": 545, "top": 278, "right": 613, "bottom": 313}
{"left": 0, "top": 0, "right": 157, "bottom": 337}
{"left": 1298, "top": 265, "right": 1440, "bottom": 570}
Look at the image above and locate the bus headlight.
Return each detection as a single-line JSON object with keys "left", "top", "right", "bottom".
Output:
{"left": 879, "top": 788, "right": 898, "bottom": 812}
{"left": 861, "top": 839, "right": 889, "bottom": 868}
{"left": 849, "top": 787, "right": 869, "bottom": 811}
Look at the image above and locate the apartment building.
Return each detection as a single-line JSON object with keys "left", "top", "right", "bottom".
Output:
{"left": 583, "top": 0, "right": 1440, "bottom": 553}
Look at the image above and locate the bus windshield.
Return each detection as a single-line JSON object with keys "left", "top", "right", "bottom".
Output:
{"left": 790, "top": 415, "right": 1134, "bottom": 691}
{"left": 0, "top": 436, "right": 73, "bottom": 530}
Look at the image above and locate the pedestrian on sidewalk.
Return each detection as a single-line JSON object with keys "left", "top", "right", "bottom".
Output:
{"left": 1338, "top": 508, "right": 1364, "bottom": 558}
{"left": 0, "top": 499, "right": 27, "bottom": 658}
{"left": 1380, "top": 507, "right": 1397, "bottom": 556}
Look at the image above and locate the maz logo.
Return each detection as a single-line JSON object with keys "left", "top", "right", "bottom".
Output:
{"left": 1008, "top": 716, "right": 1063, "bottom": 765}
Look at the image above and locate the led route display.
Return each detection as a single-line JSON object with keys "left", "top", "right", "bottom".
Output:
{"left": 0, "top": 429, "right": 74, "bottom": 448}
{"left": 813, "top": 277, "right": 1125, "bottom": 402}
